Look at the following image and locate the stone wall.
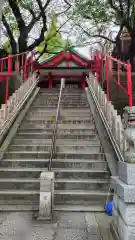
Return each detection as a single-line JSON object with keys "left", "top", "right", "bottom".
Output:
{"left": 87, "top": 73, "right": 135, "bottom": 240}
{"left": 111, "top": 107, "right": 135, "bottom": 240}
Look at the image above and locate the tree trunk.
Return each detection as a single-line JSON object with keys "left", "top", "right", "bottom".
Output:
{"left": 18, "top": 29, "right": 28, "bottom": 53}
{"left": 128, "top": 26, "right": 135, "bottom": 71}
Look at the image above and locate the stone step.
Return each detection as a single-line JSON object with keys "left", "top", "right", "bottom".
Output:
{"left": 22, "top": 119, "right": 94, "bottom": 125}
{"left": 26, "top": 115, "right": 92, "bottom": 121}
{"left": 19, "top": 123, "right": 95, "bottom": 130}
{"left": 33, "top": 97, "right": 88, "bottom": 103}
{"left": 33, "top": 97, "right": 88, "bottom": 101}
{"left": 17, "top": 128, "right": 96, "bottom": 134}
{"left": 35, "top": 93, "right": 87, "bottom": 97}
{"left": 0, "top": 205, "right": 38, "bottom": 211}
{"left": 54, "top": 169, "right": 109, "bottom": 179}
{"left": 0, "top": 190, "right": 111, "bottom": 206}
{"left": 20, "top": 123, "right": 95, "bottom": 130}
{"left": 0, "top": 178, "right": 40, "bottom": 190}
{"left": 1, "top": 159, "right": 107, "bottom": 170}
{"left": 27, "top": 109, "right": 91, "bottom": 117}
{"left": 0, "top": 168, "right": 109, "bottom": 179}
{"left": 8, "top": 144, "right": 102, "bottom": 153}
{"left": 33, "top": 101, "right": 88, "bottom": 106}
{"left": 24, "top": 116, "right": 93, "bottom": 121}
{"left": 37, "top": 93, "right": 86, "bottom": 97}
{"left": 16, "top": 133, "right": 98, "bottom": 140}
{"left": 31, "top": 104, "right": 89, "bottom": 108}
{"left": 0, "top": 178, "right": 109, "bottom": 191}
{"left": 32, "top": 100, "right": 88, "bottom": 105}
{"left": 11, "top": 139, "right": 100, "bottom": 146}
{"left": 54, "top": 204, "right": 104, "bottom": 212}
{"left": 0, "top": 190, "right": 39, "bottom": 204}
{"left": 54, "top": 190, "right": 112, "bottom": 205}
{"left": 55, "top": 179, "right": 110, "bottom": 191}
{"left": 4, "top": 152, "right": 105, "bottom": 160}
{"left": 34, "top": 93, "right": 87, "bottom": 98}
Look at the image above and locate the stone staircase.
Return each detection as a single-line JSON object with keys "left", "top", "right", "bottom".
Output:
{"left": 0, "top": 87, "right": 111, "bottom": 212}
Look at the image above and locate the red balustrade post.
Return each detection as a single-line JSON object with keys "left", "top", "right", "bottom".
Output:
{"left": 48, "top": 72, "right": 53, "bottom": 88}
{"left": 5, "top": 56, "right": 12, "bottom": 104}
{"left": 81, "top": 73, "right": 86, "bottom": 89}
{"left": 15, "top": 55, "right": 19, "bottom": 73}
{"left": 5, "top": 76, "right": 9, "bottom": 104}
{"left": 8, "top": 55, "right": 12, "bottom": 74}
{"left": 117, "top": 62, "right": 120, "bottom": 85}
{"left": 49, "top": 78, "right": 53, "bottom": 88}
{"left": 106, "top": 55, "right": 110, "bottom": 102}
{"left": 127, "top": 63, "right": 132, "bottom": 107}
{"left": 23, "top": 55, "right": 27, "bottom": 81}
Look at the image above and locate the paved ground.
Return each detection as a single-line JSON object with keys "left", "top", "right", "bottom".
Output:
{"left": 0, "top": 211, "right": 114, "bottom": 240}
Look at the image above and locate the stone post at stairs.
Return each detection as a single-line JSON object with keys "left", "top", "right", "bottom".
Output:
{"left": 38, "top": 172, "right": 54, "bottom": 220}
{"left": 111, "top": 106, "right": 135, "bottom": 240}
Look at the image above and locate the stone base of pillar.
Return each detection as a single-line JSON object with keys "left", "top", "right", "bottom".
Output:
{"left": 37, "top": 172, "right": 54, "bottom": 221}
{"left": 111, "top": 207, "right": 135, "bottom": 240}
{"left": 111, "top": 162, "right": 135, "bottom": 240}
{"left": 110, "top": 221, "right": 121, "bottom": 240}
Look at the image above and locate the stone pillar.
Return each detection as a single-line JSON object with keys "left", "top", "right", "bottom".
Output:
{"left": 111, "top": 106, "right": 135, "bottom": 240}
{"left": 38, "top": 172, "right": 54, "bottom": 220}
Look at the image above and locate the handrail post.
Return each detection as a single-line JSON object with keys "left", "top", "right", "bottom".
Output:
{"left": 106, "top": 55, "right": 110, "bottom": 102}
{"left": 48, "top": 78, "right": 65, "bottom": 171}
{"left": 127, "top": 63, "right": 132, "bottom": 107}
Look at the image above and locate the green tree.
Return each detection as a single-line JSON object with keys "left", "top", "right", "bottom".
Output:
{"left": 74, "top": 0, "right": 135, "bottom": 67}
{"left": 36, "top": 13, "right": 71, "bottom": 62}
{"left": 1, "top": 0, "right": 51, "bottom": 54}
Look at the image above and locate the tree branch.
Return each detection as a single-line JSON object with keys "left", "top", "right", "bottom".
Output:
{"left": 56, "top": 0, "right": 72, "bottom": 16}
{"left": 27, "top": 0, "right": 51, "bottom": 32}
{"left": 8, "top": 0, "right": 26, "bottom": 31}
{"left": 76, "top": 23, "right": 115, "bottom": 43}
{"left": 27, "top": 27, "right": 45, "bottom": 51}
{"left": 36, "top": 0, "right": 47, "bottom": 30}
{"left": 2, "top": 14, "right": 17, "bottom": 53}
{"left": 108, "top": 0, "right": 122, "bottom": 16}
{"left": 118, "top": 0, "right": 124, "bottom": 17}
{"left": 28, "top": 8, "right": 37, "bottom": 20}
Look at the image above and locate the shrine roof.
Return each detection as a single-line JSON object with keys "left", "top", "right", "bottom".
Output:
{"left": 35, "top": 48, "right": 90, "bottom": 69}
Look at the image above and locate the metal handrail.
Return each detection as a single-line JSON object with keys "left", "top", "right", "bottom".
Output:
{"left": 86, "top": 78, "right": 125, "bottom": 163}
{"left": 48, "top": 78, "right": 65, "bottom": 171}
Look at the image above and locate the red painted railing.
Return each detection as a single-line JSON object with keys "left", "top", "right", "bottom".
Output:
{"left": 0, "top": 51, "right": 35, "bottom": 104}
{"left": 91, "top": 50, "right": 133, "bottom": 107}
{"left": 105, "top": 55, "right": 132, "bottom": 106}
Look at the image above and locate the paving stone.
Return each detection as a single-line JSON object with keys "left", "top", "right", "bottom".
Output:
{"left": 31, "top": 226, "right": 55, "bottom": 240}
{"left": 87, "top": 235, "right": 101, "bottom": 240}
{"left": 0, "top": 213, "right": 31, "bottom": 240}
{"left": 95, "top": 213, "right": 114, "bottom": 240}
{"left": 57, "top": 212, "right": 86, "bottom": 229}
{"left": 0, "top": 213, "right": 30, "bottom": 235}
{"left": 55, "top": 228, "right": 87, "bottom": 240}
{"left": 85, "top": 213, "right": 100, "bottom": 235}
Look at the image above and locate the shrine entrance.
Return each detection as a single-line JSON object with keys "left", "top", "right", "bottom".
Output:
{"left": 34, "top": 49, "right": 90, "bottom": 89}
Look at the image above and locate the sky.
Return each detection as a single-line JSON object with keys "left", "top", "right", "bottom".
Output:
{"left": 75, "top": 46, "right": 90, "bottom": 59}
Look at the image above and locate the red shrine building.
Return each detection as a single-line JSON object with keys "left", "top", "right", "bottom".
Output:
{"left": 35, "top": 49, "right": 91, "bottom": 88}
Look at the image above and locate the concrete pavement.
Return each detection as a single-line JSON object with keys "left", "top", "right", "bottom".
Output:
{"left": 0, "top": 211, "right": 114, "bottom": 240}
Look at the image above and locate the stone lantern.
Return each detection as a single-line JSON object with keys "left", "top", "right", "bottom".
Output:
{"left": 120, "top": 27, "right": 131, "bottom": 55}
